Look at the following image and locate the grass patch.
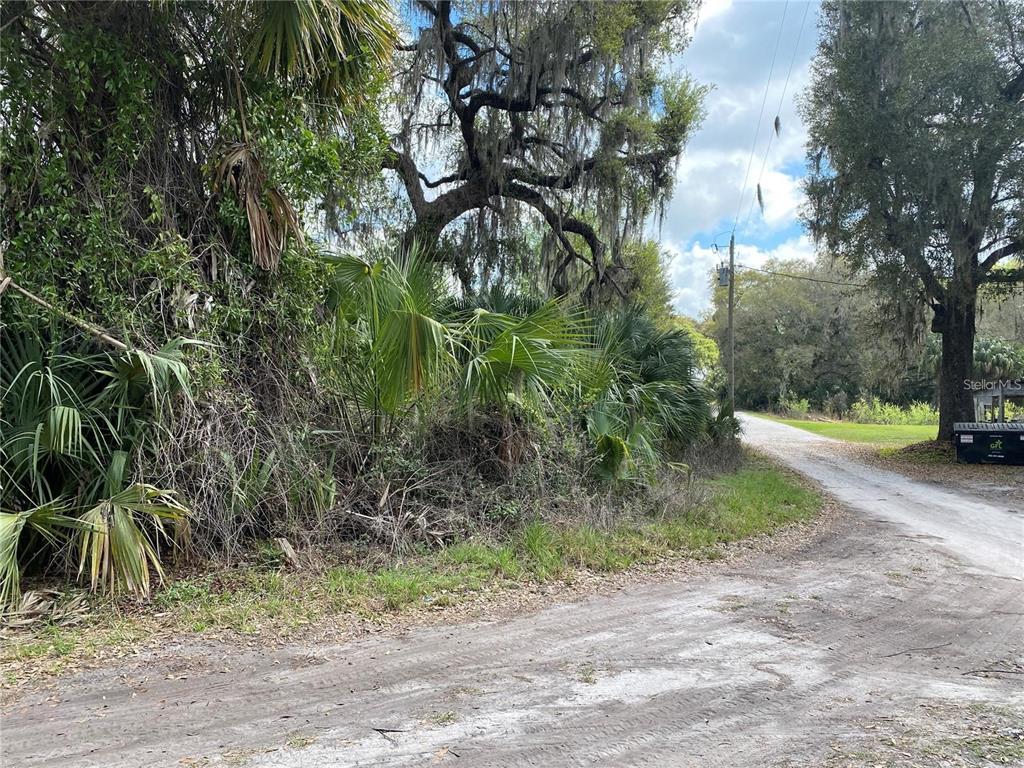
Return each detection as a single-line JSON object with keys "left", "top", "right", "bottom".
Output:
{"left": 2, "top": 454, "right": 821, "bottom": 681}
{"left": 424, "top": 710, "right": 459, "bottom": 726}
{"left": 760, "top": 414, "right": 937, "bottom": 446}
{"left": 701, "top": 461, "right": 821, "bottom": 538}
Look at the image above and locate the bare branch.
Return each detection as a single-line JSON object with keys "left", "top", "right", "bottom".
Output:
{"left": 382, "top": 149, "right": 427, "bottom": 216}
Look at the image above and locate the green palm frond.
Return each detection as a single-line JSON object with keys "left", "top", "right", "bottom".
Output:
{"left": 447, "top": 285, "right": 547, "bottom": 319}
{"left": 98, "top": 338, "right": 202, "bottom": 437}
{"left": 587, "top": 402, "right": 660, "bottom": 482}
{"left": 0, "top": 501, "right": 84, "bottom": 606}
{"left": 583, "top": 306, "right": 711, "bottom": 480}
{"left": 374, "top": 307, "right": 454, "bottom": 412}
{"left": 326, "top": 243, "right": 457, "bottom": 414}
{"left": 1, "top": 324, "right": 197, "bottom": 603}
{"left": 458, "top": 299, "right": 589, "bottom": 407}
{"left": 1, "top": 346, "right": 107, "bottom": 499}
{"left": 46, "top": 404, "right": 84, "bottom": 457}
{"left": 246, "top": 0, "right": 396, "bottom": 106}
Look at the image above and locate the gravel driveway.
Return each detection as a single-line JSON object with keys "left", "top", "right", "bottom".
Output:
{"left": 739, "top": 413, "right": 1023, "bottom": 580}
{"left": 3, "top": 415, "right": 1022, "bottom": 767}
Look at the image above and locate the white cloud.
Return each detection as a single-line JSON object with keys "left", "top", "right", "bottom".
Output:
{"left": 666, "top": 234, "right": 817, "bottom": 318}
{"left": 695, "top": 0, "right": 735, "bottom": 27}
{"left": 653, "top": 1, "right": 821, "bottom": 318}
{"left": 755, "top": 166, "right": 806, "bottom": 229}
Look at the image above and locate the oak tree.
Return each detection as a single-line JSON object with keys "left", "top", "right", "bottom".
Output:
{"left": 387, "top": 0, "right": 706, "bottom": 300}
{"left": 804, "top": 0, "right": 1024, "bottom": 439}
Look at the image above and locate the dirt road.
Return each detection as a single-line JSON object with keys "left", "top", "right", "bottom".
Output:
{"left": 740, "top": 414, "right": 1023, "bottom": 580}
{"left": 4, "top": 415, "right": 1022, "bottom": 767}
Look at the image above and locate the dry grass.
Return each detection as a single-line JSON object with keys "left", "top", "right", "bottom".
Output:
{"left": 1, "top": 453, "right": 821, "bottom": 691}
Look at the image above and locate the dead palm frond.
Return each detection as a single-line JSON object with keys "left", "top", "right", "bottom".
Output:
{"left": 1, "top": 589, "right": 89, "bottom": 630}
{"left": 215, "top": 142, "right": 303, "bottom": 271}
{"left": 77, "top": 484, "right": 189, "bottom": 598}
{"left": 0, "top": 501, "right": 84, "bottom": 607}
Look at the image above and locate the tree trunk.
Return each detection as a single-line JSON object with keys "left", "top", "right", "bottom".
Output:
{"left": 934, "top": 289, "right": 977, "bottom": 442}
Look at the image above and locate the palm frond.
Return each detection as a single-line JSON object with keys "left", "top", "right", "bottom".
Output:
{"left": 583, "top": 307, "right": 711, "bottom": 480}
{"left": 458, "top": 299, "right": 588, "bottom": 407}
{"left": 0, "top": 501, "right": 82, "bottom": 606}
{"left": 1, "top": 324, "right": 195, "bottom": 600}
{"left": 214, "top": 143, "right": 303, "bottom": 271}
{"left": 447, "top": 285, "right": 547, "bottom": 320}
{"left": 374, "top": 308, "right": 454, "bottom": 412}
{"left": 326, "top": 243, "right": 457, "bottom": 414}
{"left": 246, "top": 0, "right": 396, "bottom": 107}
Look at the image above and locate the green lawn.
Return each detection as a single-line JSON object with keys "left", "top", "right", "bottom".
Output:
{"left": 759, "top": 415, "right": 937, "bottom": 446}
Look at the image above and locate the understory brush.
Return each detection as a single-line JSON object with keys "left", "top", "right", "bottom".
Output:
{"left": 848, "top": 397, "right": 938, "bottom": 426}
{"left": 771, "top": 396, "right": 939, "bottom": 426}
{"left": 1, "top": 451, "right": 820, "bottom": 681}
{"left": 3, "top": 247, "right": 727, "bottom": 607}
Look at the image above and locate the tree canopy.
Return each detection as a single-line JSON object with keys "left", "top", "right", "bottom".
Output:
{"left": 386, "top": 0, "right": 707, "bottom": 300}
{"left": 2, "top": 0, "right": 395, "bottom": 342}
{"left": 803, "top": 0, "right": 1024, "bottom": 438}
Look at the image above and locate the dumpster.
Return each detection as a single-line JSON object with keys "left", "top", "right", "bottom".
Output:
{"left": 953, "top": 422, "right": 1024, "bottom": 465}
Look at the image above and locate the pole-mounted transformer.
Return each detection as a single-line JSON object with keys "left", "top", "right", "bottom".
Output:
{"left": 718, "top": 265, "right": 730, "bottom": 287}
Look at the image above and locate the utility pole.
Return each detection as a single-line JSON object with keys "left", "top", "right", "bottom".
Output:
{"left": 727, "top": 233, "right": 736, "bottom": 415}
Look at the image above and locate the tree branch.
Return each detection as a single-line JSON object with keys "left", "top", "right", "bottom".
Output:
{"left": 502, "top": 182, "right": 616, "bottom": 296}
{"left": 977, "top": 239, "right": 1023, "bottom": 275}
{"left": 504, "top": 157, "right": 596, "bottom": 190}
{"left": 503, "top": 183, "right": 588, "bottom": 265}
{"left": 880, "top": 209, "right": 947, "bottom": 302}
{"left": 981, "top": 266, "right": 1024, "bottom": 284}
{"left": 419, "top": 170, "right": 467, "bottom": 189}
{"left": 382, "top": 149, "right": 427, "bottom": 217}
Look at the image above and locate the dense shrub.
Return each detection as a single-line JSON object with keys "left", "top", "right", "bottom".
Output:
{"left": 0, "top": 3, "right": 725, "bottom": 607}
{"left": 848, "top": 397, "right": 939, "bottom": 425}
{"left": 778, "top": 396, "right": 811, "bottom": 419}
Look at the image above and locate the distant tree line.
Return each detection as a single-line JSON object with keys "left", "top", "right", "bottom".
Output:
{"left": 706, "top": 260, "right": 1024, "bottom": 417}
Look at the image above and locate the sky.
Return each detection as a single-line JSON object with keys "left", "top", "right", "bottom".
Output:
{"left": 657, "top": 0, "right": 822, "bottom": 319}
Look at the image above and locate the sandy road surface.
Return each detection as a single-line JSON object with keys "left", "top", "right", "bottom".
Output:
{"left": 3, "top": 416, "right": 1022, "bottom": 767}
{"left": 739, "top": 413, "right": 1024, "bottom": 580}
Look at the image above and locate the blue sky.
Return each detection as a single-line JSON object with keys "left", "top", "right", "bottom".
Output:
{"left": 655, "top": 0, "right": 822, "bottom": 318}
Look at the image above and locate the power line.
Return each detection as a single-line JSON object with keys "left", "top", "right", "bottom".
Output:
{"left": 742, "top": 0, "right": 812, "bottom": 233}
{"left": 735, "top": 262, "right": 869, "bottom": 288}
{"left": 731, "top": 0, "right": 790, "bottom": 237}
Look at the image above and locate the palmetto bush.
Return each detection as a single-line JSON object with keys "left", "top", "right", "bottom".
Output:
{"left": 326, "top": 247, "right": 710, "bottom": 484}
{"left": 0, "top": 326, "right": 193, "bottom": 605}
{"left": 582, "top": 308, "right": 711, "bottom": 482}
{"left": 326, "top": 245, "right": 588, "bottom": 431}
